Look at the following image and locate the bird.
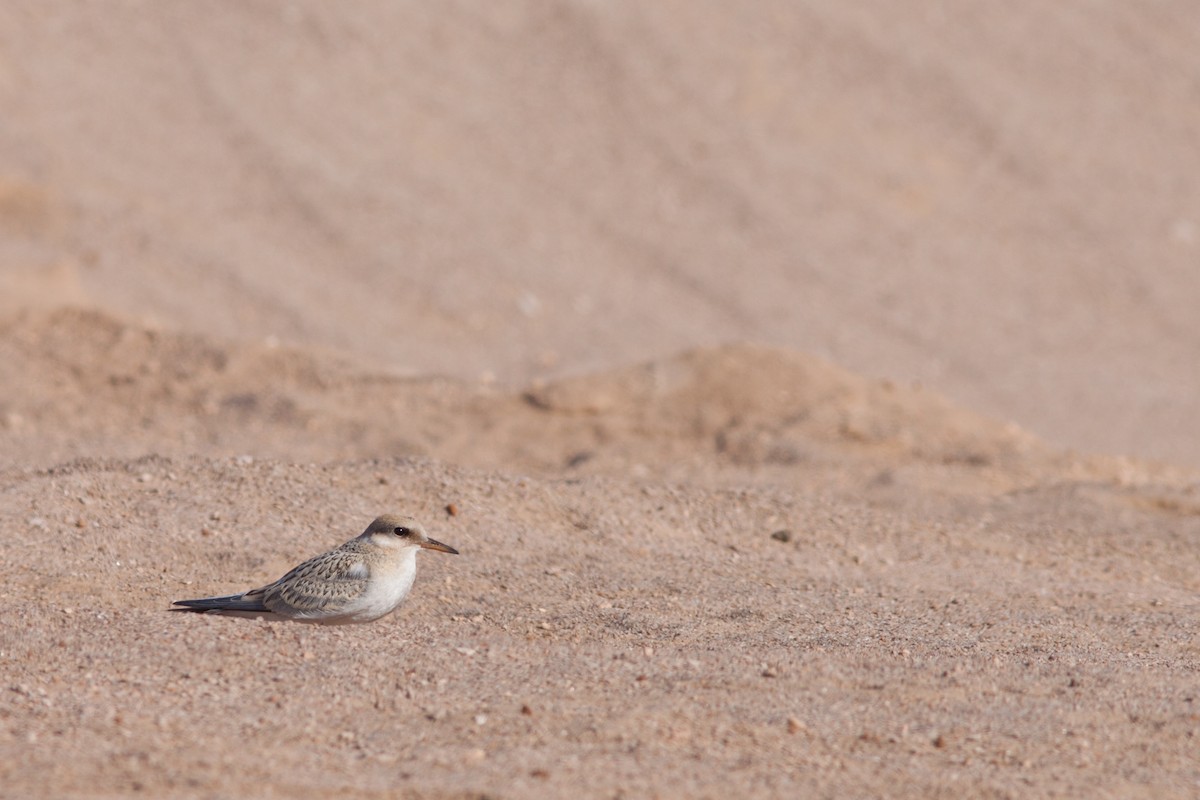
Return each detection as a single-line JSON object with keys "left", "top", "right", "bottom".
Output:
{"left": 172, "top": 514, "right": 458, "bottom": 624}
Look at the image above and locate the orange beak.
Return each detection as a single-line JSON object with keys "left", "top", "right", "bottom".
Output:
{"left": 420, "top": 538, "right": 459, "bottom": 555}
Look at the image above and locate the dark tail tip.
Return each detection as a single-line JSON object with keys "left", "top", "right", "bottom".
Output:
{"left": 172, "top": 595, "right": 269, "bottom": 613}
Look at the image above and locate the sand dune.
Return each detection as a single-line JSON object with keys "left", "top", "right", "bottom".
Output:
{"left": 0, "top": 306, "right": 1051, "bottom": 482}
{"left": 2, "top": 2, "right": 1200, "bottom": 465}
{"left": 2, "top": 3, "right": 1200, "bottom": 798}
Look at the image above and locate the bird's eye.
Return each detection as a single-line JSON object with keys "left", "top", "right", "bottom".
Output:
{"left": 393, "top": 527, "right": 410, "bottom": 537}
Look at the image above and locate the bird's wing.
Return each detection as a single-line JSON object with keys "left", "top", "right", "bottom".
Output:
{"left": 252, "top": 548, "right": 371, "bottom": 616}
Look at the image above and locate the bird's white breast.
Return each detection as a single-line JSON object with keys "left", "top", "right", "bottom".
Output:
{"left": 342, "top": 548, "right": 418, "bottom": 622}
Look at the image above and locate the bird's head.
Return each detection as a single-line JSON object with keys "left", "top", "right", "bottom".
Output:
{"left": 362, "top": 514, "right": 459, "bottom": 555}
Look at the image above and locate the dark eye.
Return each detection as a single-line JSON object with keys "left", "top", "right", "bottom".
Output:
{"left": 393, "top": 527, "right": 411, "bottom": 537}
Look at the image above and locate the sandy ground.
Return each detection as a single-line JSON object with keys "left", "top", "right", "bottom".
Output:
{"left": 1, "top": 4, "right": 1199, "bottom": 799}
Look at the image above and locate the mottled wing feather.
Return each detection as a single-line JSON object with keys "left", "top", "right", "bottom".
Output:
{"left": 255, "top": 546, "right": 371, "bottom": 616}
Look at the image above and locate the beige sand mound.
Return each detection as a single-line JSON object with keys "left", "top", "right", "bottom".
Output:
{"left": 7, "top": 306, "right": 1189, "bottom": 505}
{"left": 2, "top": 307, "right": 1049, "bottom": 484}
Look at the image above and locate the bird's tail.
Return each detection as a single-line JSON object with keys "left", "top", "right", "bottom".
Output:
{"left": 172, "top": 593, "right": 269, "bottom": 613}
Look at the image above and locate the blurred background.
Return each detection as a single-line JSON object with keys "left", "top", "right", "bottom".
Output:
{"left": 2, "top": 1, "right": 1198, "bottom": 467}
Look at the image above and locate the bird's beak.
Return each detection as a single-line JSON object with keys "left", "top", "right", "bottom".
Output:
{"left": 420, "top": 538, "right": 459, "bottom": 555}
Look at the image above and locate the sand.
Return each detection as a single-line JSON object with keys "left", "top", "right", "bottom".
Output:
{"left": 1, "top": 4, "right": 1199, "bottom": 798}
